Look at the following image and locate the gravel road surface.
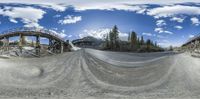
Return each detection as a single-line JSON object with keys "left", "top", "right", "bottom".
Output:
{"left": 0, "top": 48, "right": 199, "bottom": 99}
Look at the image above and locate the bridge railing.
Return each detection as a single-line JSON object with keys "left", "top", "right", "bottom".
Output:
{"left": 1, "top": 27, "right": 65, "bottom": 41}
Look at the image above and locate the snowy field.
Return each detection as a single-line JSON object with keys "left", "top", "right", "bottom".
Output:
{"left": 0, "top": 48, "right": 199, "bottom": 99}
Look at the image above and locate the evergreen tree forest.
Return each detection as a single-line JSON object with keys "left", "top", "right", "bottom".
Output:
{"left": 104, "top": 25, "right": 164, "bottom": 52}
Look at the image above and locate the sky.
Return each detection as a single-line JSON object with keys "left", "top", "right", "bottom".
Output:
{"left": 0, "top": 0, "right": 200, "bottom": 47}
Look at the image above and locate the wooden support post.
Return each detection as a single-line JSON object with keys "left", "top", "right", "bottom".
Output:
{"left": 61, "top": 42, "right": 64, "bottom": 53}
{"left": 49, "top": 38, "right": 53, "bottom": 52}
{"left": 3, "top": 37, "right": 8, "bottom": 51}
{"left": 49, "top": 39, "right": 53, "bottom": 48}
{"left": 6, "top": 37, "right": 9, "bottom": 51}
{"left": 49, "top": 39, "right": 51, "bottom": 46}
{"left": 19, "top": 34, "right": 23, "bottom": 53}
{"left": 36, "top": 35, "right": 40, "bottom": 56}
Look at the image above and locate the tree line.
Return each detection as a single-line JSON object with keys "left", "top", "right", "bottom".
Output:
{"left": 104, "top": 25, "right": 163, "bottom": 52}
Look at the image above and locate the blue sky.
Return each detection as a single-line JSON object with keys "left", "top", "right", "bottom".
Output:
{"left": 0, "top": 1, "right": 200, "bottom": 47}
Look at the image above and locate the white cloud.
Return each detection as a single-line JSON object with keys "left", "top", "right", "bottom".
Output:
{"left": 0, "top": 6, "right": 46, "bottom": 28}
{"left": 52, "top": 28, "right": 58, "bottom": 30}
{"left": 170, "top": 17, "right": 184, "bottom": 23}
{"left": 39, "top": 4, "right": 67, "bottom": 12}
{"left": 80, "top": 28, "right": 128, "bottom": 41}
{"left": 154, "top": 27, "right": 173, "bottom": 34}
{"left": 119, "top": 32, "right": 129, "bottom": 41}
{"left": 158, "top": 39, "right": 182, "bottom": 47}
{"left": 0, "top": 0, "right": 197, "bottom": 4}
{"left": 59, "top": 33, "right": 67, "bottom": 38}
{"left": 1, "top": 0, "right": 200, "bottom": 12}
{"left": 58, "top": 15, "right": 82, "bottom": 24}
{"left": 157, "top": 35, "right": 167, "bottom": 39}
{"left": 156, "top": 19, "right": 166, "bottom": 27}
{"left": 158, "top": 40, "right": 170, "bottom": 47}
{"left": 154, "top": 28, "right": 163, "bottom": 33}
{"left": 0, "top": 1, "right": 200, "bottom": 29}
{"left": 9, "top": 18, "right": 18, "bottom": 23}
{"left": 61, "top": 29, "right": 65, "bottom": 33}
{"left": 142, "top": 32, "right": 153, "bottom": 36}
{"left": 74, "top": 3, "right": 147, "bottom": 13}
{"left": 147, "top": 5, "right": 200, "bottom": 18}
{"left": 53, "top": 14, "right": 61, "bottom": 18}
{"left": 49, "top": 29, "right": 67, "bottom": 38}
{"left": 174, "top": 26, "right": 183, "bottom": 30}
{"left": 142, "top": 32, "right": 167, "bottom": 39}
{"left": 68, "top": 35, "right": 72, "bottom": 38}
{"left": 191, "top": 17, "right": 200, "bottom": 26}
{"left": 164, "top": 31, "right": 173, "bottom": 34}
{"left": 0, "top": 1, "right": 147, "bottom": 12}
{"left": 0, "top": 0, "right": 67, "bottom": 11}
{"left": 189, "top": 34, "right": 195, "bottom": 38}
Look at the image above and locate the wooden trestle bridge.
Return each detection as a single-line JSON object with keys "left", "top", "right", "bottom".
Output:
{"left": 182, "top": 33, "right": 200, "bottom": 52}
{"left": 0, "top": 27, "right": 71, "bottom": 56}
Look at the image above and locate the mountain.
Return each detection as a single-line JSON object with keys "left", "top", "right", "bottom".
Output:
{"left": 72, "top": 36, "right": 103, "bottom": 48}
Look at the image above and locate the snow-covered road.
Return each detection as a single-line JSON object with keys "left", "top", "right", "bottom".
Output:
{"left": 0, "top": 49, "right": 199, "bottom": 99}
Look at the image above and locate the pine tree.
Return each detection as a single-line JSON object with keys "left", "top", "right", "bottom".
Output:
{"left": 109, "top": 31, "right": 114, "bottom": 50}
{"left": 140, "top": 36, "right": 144, "bottom": 45}
{"left": 150, "top": 40, "right": 154, "bottom": 46}
{"left": 108, "top": 25, "right": 120, "bottom": 50}
{"left": 105, "top": 33, "right": 109, "bottom": 49}
{"left": 112, "top": 25, "right": 119, "bottom": 50}
{"left": 137, "top": 37, "right": 140, "bottom": 48}
{"left": 102, "top": 26, "right": 163, "bottom": 52}
{"left": 146, "top": 39, "right": 151, "bottom": 51}
{"left": 130, "top": 31, "right": 137, "bottom": 50}
{"left": 128, "top": 32, "right": 131, "bottom": 42}
{"left": 154, "top": 41, "right": 157, "bottom": 47}
{"left": 169, "top": 45, "right": 173, "bottom": 51}
{"left": 0, "top": 40, "right": 3, "bottom": 46}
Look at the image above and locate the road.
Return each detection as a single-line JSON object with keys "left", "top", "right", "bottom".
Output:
{"left": 0, "top": 48, "right": 199, "bottom": 99}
